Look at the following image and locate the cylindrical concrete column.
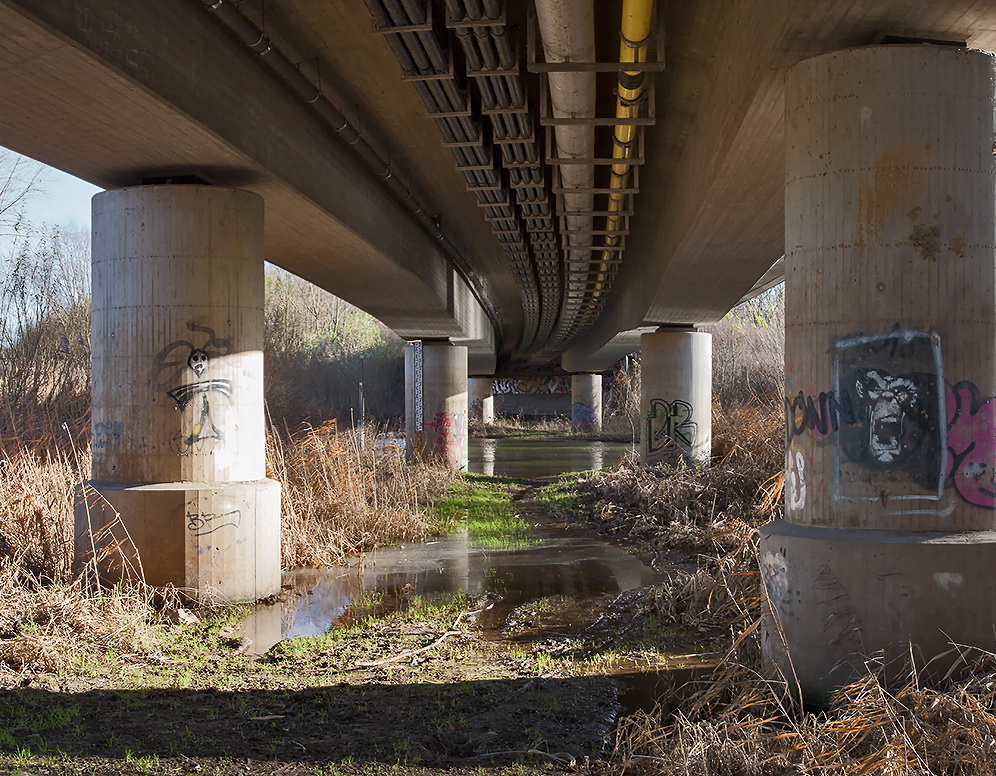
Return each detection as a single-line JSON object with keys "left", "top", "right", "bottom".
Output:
{"left": 405, "top": 341, "right": 469, "bottom": 470}
{"left": 763, "top": 46, "right": 996, "bottom": 701}
{"left": 571, "top": 373, "right": 603, "bottom": 431}
{"left": 468, "top": 377, "right": 495, "bottom": 424}
{"left": 76, "top": 185, "right": 280, "bottom": 603}
{"left": 640, "top": 329, "right": 712, "bottom": 465}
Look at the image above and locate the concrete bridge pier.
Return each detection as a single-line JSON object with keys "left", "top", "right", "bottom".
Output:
{"left": 405, "top": 341, "right": 469, "bottom": 470}
{"left": 468, "top": 377, "right": 495, "bottom": 424}
{"left": 640, "top": 329, "right": 712, "bottom": 465}
{"left": 571, "top": 374, "right": 603, "bottom": 431}
{"left": 75, "top": 185, "right": 281, "bottom": 603}
{"left": 762, "top": 45, "right": 996, "bottom": 702}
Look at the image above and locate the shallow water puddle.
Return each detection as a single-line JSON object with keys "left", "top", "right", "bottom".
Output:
{"left": 469, "top": 437, "right": 634, "bottom": 478}
{"left": 242, "top": 511, "right": 657, "bottom": 654}
{"left": 240, "top": 494, "right": 716, "bottom": 718}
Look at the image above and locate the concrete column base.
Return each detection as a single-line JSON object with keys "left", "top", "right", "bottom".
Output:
{"left": 75, "top": 478, "right": 281, "bottom": 604}
{"left": 468, "top": 377, "right": 495, "bottom": 424}
{"left": 571, "top": 374, "right": 603, "bottom": 431}
{"left": 760, "top": 519, "right": 996, "bottom": 704}
{"left": 640, "top": 329, "right": 712, "bottom": 465}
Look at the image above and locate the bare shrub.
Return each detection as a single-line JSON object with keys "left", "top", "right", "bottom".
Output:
{"left": 0, "top": 226, "right": 91, "bottom": 436}
{"left": 605, "top": 357, "right": 641, "bottom": 429}
{"left": 705, "top": 286, "right": 784, "bottom": 409}
{"left": 270, "top": 421, "right": 455, "bottom": 567}
{"left": 264, "top": 268, "right": 405, "bottom": 426}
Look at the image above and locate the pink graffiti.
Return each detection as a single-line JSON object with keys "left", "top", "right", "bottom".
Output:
{"left": 427, "top": 411, "right": 467, "bottom": 464}
{"left": 946, "top": 382, "right": 995, "bottom": 510}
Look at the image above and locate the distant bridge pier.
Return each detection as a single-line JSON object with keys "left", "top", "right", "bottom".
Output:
{"left": 571, "top": 374, "right": 603, "bottom": 431}
{"left": 761, "top": 45, "right": 996, "bottom": 702}
{"left": 468, "top": 377, "right": 495, "bottom": 424}
{"left": 76, "top": 185, "right": 281, "bottom": 603}
{"left": 640, "top": 329, "right": 712, "bottom": 465}
{"left": 405, "top": 341, "right": 469, "bottom": 470}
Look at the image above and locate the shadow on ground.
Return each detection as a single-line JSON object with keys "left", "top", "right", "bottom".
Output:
{"left": 0, "top": 675, "right": 619, "bottom": 767}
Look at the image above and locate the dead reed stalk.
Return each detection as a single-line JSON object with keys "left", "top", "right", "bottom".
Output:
{"left": 270, "top": 420, "right": 455, "bottom": 567}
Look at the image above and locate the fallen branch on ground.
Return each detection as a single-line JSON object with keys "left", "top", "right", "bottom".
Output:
{"left": 355, "top": 608, "right": 482, "bottom": 668}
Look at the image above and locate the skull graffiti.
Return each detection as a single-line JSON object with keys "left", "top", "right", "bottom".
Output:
{"left": 187, "top": 348, "right": 209, "bottom": 376}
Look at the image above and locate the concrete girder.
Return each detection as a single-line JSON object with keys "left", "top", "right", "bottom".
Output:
{"left": 0, "top": 0, "right": 500, "bottom": 368}
{"left": 563, "top": 0, "right": 996, "bottom": 368}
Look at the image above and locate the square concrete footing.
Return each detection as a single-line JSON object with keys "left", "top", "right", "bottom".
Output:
{"left": 760, "top": 519, "right": 996, "bottom": 703}
{"left": 75, "top": 479, "right": 281, "bottom": 604}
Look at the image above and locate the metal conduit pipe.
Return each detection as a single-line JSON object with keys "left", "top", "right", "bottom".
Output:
{"left": 197, "top": 0, "right": 500, "bottom": 331}
{"left": 443, "top": 0, "right": 559, "bottom": 346}
{"left": 534, "top": 0, "right": 596, "bottom": 343}
{"left": 594, "top": 0, "right": 653, "bottom": 296}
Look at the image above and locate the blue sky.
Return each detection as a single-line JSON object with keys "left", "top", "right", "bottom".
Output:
{"left": 1, "top": 146, "right": 101, "bottom": 241}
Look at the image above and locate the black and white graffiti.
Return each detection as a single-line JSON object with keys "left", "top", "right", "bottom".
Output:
{"left": 186, "top": 507, "right": 242, "bottom": 537}
{"left": 156, "top": 323, "right": 233, "bottom": 454}
{"left": 832, "top": 328, "right": 945, "bottom": 503}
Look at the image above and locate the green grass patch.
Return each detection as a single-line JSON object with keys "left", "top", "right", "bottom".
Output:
{"left": 432, "top": 479, "right": 537, "bottom": 550}
{"left": 537, "top": 473, "right": 595, "bottom": 514}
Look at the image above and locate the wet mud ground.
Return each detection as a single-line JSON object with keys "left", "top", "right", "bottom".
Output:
{"left": 0, "top": 488, "right": 720, "bottom": 776}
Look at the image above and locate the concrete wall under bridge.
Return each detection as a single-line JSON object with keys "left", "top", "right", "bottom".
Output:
{"left": 494, "top": 393, "right": 571, "bottom": 418}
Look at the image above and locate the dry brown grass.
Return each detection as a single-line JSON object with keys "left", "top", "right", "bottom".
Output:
{"left": 0, "top": 446, "right": 79, "bottom": 580}
{"left": 571, "top": 400, "right": 783, "bottom": 554}
{"left": 606, "top": 645, "right": 996, "bottom": 775}
{"left": 269, "top": 420, "right": 456, "bottom": 567}
{"left": 0, "top": 416, "right": 455, "bottom": 674}
{"left": 0, "top": 438, "right": 164, "bottom": 677}
{"left": 585, "top": 396, "right": 996, "bottom": 776}
{"left": 0, "top": 557, "right": 160, "bottom": 677}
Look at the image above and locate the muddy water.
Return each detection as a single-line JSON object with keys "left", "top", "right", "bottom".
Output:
{"left": 468, "top": 437, "right": 634, "bottom": 478}
{"left": 242, "top": 439, "right": 704, "bottom": 714}
{"left": 242, "top": 512, "right": 657, "bottom": 654}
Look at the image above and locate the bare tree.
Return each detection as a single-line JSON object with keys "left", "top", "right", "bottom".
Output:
{"left": 0, "top": 147, "right": 44, "bottom": 239}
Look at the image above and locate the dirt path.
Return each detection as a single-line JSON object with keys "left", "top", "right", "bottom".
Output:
{"left": 0, "top": 488, "right": 716, "bottom": 776}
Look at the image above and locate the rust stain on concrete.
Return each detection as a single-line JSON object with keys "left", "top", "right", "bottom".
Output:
{"left": 911, "top": 223, "right": 941, "bottom": 262}
{"left": 854, "top": 146, "right": 922, "bottom": 247}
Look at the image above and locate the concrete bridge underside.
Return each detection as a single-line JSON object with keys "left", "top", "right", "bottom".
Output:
{"left": 3, "top": 1, "right": 994, "bottom": 370}
{"left": 1, "top": 0, "right": 994, "bottom": 703}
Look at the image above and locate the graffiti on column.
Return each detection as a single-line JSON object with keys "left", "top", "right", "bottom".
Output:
{"left": 785, "top": 325, "right": 994, "bottom": 511}
{"left": 786, "top": 451, "right": 807, "bottom": 510}
{"left": 186, "top": 506, "right": 242, "bottom": 537}
{"left": 428, "top": 411, "right": 467, "bottom": 463}
{"left": 493, "top": 376, "right": 570, "bottom": 394}
{"left": 155, "top": 323, "right": 233, "bottom": 454}
{"left": 93, "top": 421, "right": 124, "bottom": 451}
{"left": 832, "top": 329, "right": 945, "bottom": 504}
{"left": 572, "top": 402, "right": 597, "bottom": 425}
{"left": 946, "top": 382, "right": 995, "bottom": 510}
{"left": 645, "top": 398, "right": 697, "bottom": 454}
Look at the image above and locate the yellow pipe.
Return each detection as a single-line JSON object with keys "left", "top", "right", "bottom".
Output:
{"left": 592, "top": 0, "right": 653, "bottom": 299}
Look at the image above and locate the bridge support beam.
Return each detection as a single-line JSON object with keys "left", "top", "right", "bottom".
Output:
{"left": 640, "top": 329, "right": 712, "bottom": 465}
{"left": 571, "top": 374, "right": 603, "bottom": 431}
{"left": 405, "top": 341, "right": 469, "bottom": 470}
{"left": 75, "top": 185, "right": 280, "bottom": 603}
{"left": 762, "top": 45, "right": 996, "bottom": 703}
{"left": 468, "top": 377, "right": 495, "bottom": 425}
